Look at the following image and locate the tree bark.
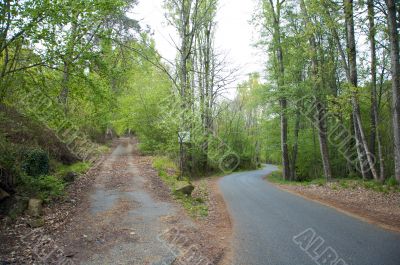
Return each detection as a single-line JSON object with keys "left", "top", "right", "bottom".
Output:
{"left": 368, "top": 0, "right": 385, "bottom": 181}
{"left": 300, "top": 0, "right": 332, "bottom": 181}
{"left": 60, "top": 60, "right": 70, "bottom": 114}
{"left": 344, "top": 0, "right": 378, "bottom": 180}
{"left": 268, "top": 0, "right": 291, "bottom": 180}
{"left": 386, "top": 0, "right": 400, "bottom": 183}
{"left": 290, "top": 107, "right": 301, "bottom": 181}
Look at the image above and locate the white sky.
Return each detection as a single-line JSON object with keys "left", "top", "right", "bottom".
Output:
{"left": 132, "top": 0, "right": 265, "bottom": 90}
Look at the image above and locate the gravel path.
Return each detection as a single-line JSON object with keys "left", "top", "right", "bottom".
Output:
{"left": 60, "top": 138, "right": 182, "bottom": 264}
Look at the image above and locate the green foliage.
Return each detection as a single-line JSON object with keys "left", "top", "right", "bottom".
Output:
{"left": 0, "top": 136, "right": 19, "bottom": 177}
{"left": 19, "top": 174, "right": 65, "bottom": 201}
{"left": 173, "top": 192, "right": 208, "bottom": 218}
{"left": 267, "top": 171, "right": 291, "bottom": 184}
{"left": 21, "top": 148, "right": 49, "bottom": 177}
{"left": 386, "top": 176, "right": 398, "bottom": 187}
{"left": 267, "top": 171, "right": 326, "bottom": 186}
{"left": 269, "top": 172, "right": 399, "bottom": 194}
{"left": 54, "top": 162, "right": 91, "bottom": 177}
{"left": 153, "top": 156, "right": 178, "bottom": 173}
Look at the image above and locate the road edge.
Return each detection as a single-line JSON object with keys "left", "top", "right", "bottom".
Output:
{"left": 265, "top": 176, "right": 400, "bottom": 234}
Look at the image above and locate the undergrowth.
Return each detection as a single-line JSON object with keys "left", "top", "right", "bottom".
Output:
{"left": 153, "top": 156, "right": 208, "bottom": 218}
{"left": 268, "top": 171, "right": 400, "bottom": 193}
{"left": 54, "top": 162, "right": 91, "bottom": 177}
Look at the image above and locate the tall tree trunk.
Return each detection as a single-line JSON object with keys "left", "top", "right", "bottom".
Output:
{"left": 368, "top": 0, "right": 385, "bottom": 181}
{"left": 178, "top": 0, "right": 190, "bottom": 180}
{"left": 316, "top": 101, "right": 332, "bottom": 180}
{"left": 386, "top": 0, "right": 400, "bottom": 183}
{"left": 290, "top": 107, "right": 301, "bottom": 181}
{"left": 368, "top": 0, "right": 376, "bottom": 159}
{"left": 268, "top": 0, "right": 291, "bottom": 180}
{"left": 344, "top": 0, "right": 378, "bottom": 180}
{"left": 300, "top": 0, "right": 332, "bottom": 181}
{"left": 58, "top": 16, "right": 78, "bottom": 115}
{"left": 60, "top": 60, "right": 70, "bottom": 114}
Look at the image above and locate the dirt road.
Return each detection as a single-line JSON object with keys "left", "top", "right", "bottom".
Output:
{"left": 1, "top": 138, "right": 229, "bottom": 264}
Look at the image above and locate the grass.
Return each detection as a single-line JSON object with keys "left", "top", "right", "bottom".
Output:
{"left": 267, "top": 171, "right": 326, "bottom": 186}
{"left": 267, "top": 171, "right": 400, "bottom": 193}
{"left": 153, "top": 156, "right": 208, "bottom": 218}
{"left": 54, "top": 161, "right": 92, "bottom": 177}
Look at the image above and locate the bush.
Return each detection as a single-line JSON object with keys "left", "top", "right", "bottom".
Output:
{"left": 19, "top": 174, "right": 65, "bottom": 201}
{"left": 21, "top": 148, "right": 49, "bottom": 177}
{"left": 0, "top": 138, "right": 19, "bottom": 189}
{"left": 386, "top": 176, "right": 398, "bottom": 187}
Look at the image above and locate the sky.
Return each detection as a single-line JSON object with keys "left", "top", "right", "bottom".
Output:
{"left": 132, "top": 0, "right": 265, "bottom": 92}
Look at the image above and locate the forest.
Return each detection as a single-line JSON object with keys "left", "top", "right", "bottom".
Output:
{"left": 0, "top": 0, "right": 399, "bottom": 200}
{"left": 0, "top": 0, "right": 400, "bottom": 264}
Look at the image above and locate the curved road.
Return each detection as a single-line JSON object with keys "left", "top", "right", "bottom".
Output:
{"left": 219, "top": 165, "right": 400, "bottom": 265}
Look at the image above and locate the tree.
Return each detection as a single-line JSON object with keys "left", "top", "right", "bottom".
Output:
{"left": 368, "top": 0, "right": 385, "bottom": 181}
{"left": 386, "top": 0, "right": 400, "bottom": 183}
{"left": 300, "top": 0, "right": 332, "bottom": 181}
{"left": 344, "top": 0, "right": 378, "bottom": 180}
{"left": 262, "top": 0, "right": 291, "bottom": 180}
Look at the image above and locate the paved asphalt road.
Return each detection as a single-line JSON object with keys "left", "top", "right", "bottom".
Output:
{"left": 219, "top": 165, "right": 400, "bottom": 265}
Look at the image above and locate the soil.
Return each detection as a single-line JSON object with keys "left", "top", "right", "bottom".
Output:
{"left": 0, "top": 138, "right": 232, "bottom": 264}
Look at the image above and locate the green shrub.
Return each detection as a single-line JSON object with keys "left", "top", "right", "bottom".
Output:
{"left": 0, "top": 138, "right": 20, "bottom": 188}
{"left": 173, "top": 191, "right": 208, "bottom": 217}
{"left": 339, "top": 180, "right": 349, "bottom": 189}
{"left": 19, "top": 174, "right": 65, "bottom": 201}
{"left": 21, "top": 148, "right": 49, "bottom": 177}
{"left": 308, "top": 178, "right": 326, "bottom": 186}
{"left": 267, "top": 171, "right": 288, "bottom": 184}
{"left": 386, "top": 176, "right": 398, "bottom": 187}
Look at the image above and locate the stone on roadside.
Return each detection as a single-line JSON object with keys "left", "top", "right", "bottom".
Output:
{"left": 175, "top": 182, "right": 195, "bottom": 196}
{"left": 27, "top": 217, "right": 45, "bottom": 228}
{"left": 0, "top": 196, "right": 29, "bottom": 217}
{"left": 63, "top": 172, "right": 78, "bottom": 183}
{"left": 27, "top": 198, "right": 43, "bottom": 217}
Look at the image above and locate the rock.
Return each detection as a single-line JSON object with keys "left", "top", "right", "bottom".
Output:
{"left": 63, "top": 172, "right": 78, "bottom": 183}
{"left": 0, "top": 196, "right": 29, "bottom": 217}
{"left": 3, "top": 216, "right": 12, "bottom": 226}
{"left": 64, "top": 251, "right": 78, "bottom": 258}
{"left": 27, "top": 217, "right": 45, "bottom": 228}
{"left": 27, "top": 198, "right": 43, "bottom": 217}
{"left": 0, "top": 188, "right": 10, "bottom": 201}
{"left": 175, "top": 182, "right": 195, "bottom": 196}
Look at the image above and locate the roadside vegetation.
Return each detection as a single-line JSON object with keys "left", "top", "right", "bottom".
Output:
{"left": 268, "top": 172, "right": 400, "bottom": 194}
{"left": 153, "top": 157, "right": 208, "bottom": 218}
